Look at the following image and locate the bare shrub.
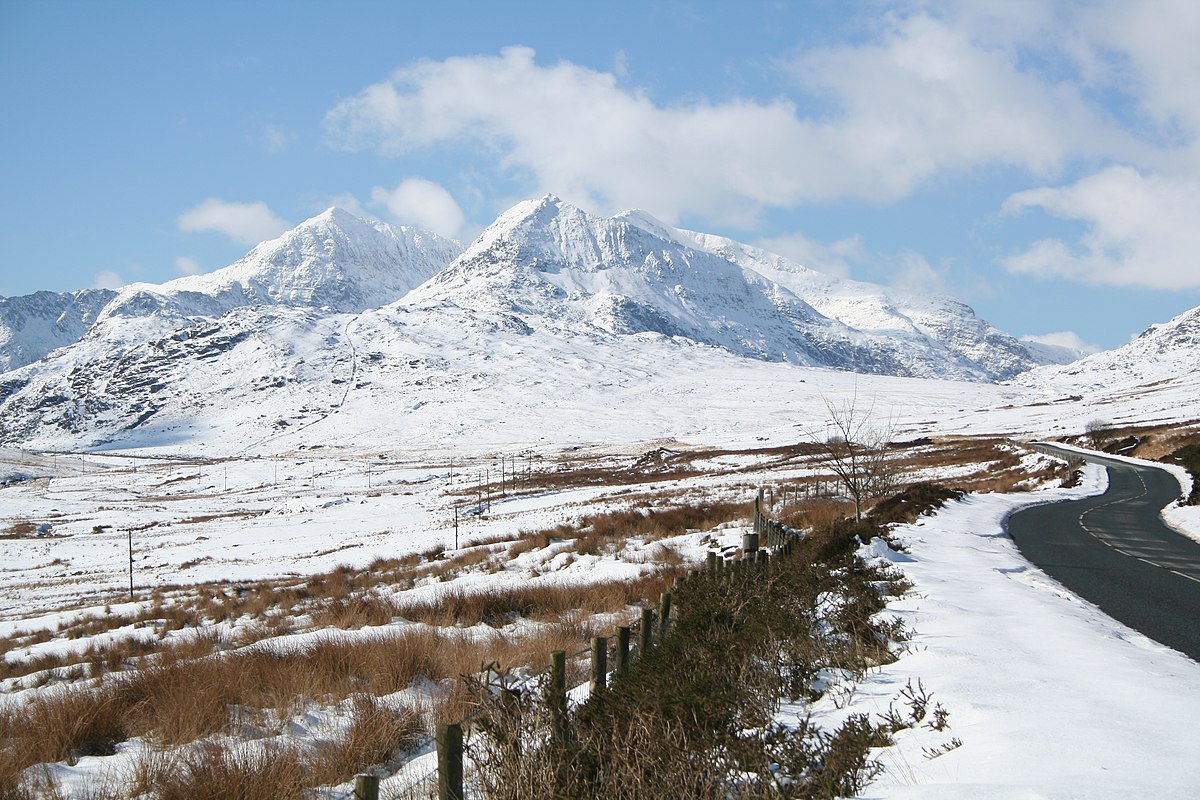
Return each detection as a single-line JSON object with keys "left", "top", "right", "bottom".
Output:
{"left": 469, "top": 518, "right": 904, "bottom": 798}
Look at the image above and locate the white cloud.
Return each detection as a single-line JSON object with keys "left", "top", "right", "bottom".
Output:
{"left": 753, "top": 233, "right": 864, "bottom": 280}
{"left": 370, "top": 178, "right": 466, "bottom": 239}
{"left": 1021, "top": 330, "right": 1101, "bottom": 355}
{"left": 178, "top": 199, "right": 291, "bottom": 246}
{"left": 889, "top": 251, "right": 950, "bottom": 294}
{"left": 92, "top": 270, "right": 125, "bottom": 290}
{"left": 1080, "top": 0, "right": 1200, "bottom": 138}
{"left": 1002, "top": 165, "right": 1200, "bottom": 290}
{"left": 754, "top": 232, "right": 956, "bottom": 294}
{"left": 326, "top": 193, "right": 371, "bottom": 219}
{"left": 324, "top": 35, "right": 1120, "bottom": 225}
{"left": 789, "top": 13, "right": 1124, "bottom": 190}
{"left": 175, "top": 256, "right": 202, "bottom": 276}
{"left": 261, "top": 124, "right": 295, "bottom": 155}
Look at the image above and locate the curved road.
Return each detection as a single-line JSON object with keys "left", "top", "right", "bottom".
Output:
{"left": 1007, "top": 445, "right": 1200, "bottom": 661}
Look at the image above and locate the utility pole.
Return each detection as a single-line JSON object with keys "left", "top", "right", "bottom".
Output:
{"left": 128, "top": 529, "right": 134, "bottom": 601}
{"left": 454, "top": 504, "right": 459, "bottom": 550}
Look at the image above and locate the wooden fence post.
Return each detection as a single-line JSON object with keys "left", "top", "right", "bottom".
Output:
{"left": 354, "top": 774, "right": 379, "bottom": 800}
{"left": 659, "top": 591, "right": 672, "bottom": 640}
{"left": 639, "top": 607, "right": 655, "bottom": 655}
{"left": 550, "top": 650, "right": 568, "bottom": 742}
{"left": 436, "top": 723, "right": 463, "bottom": 800}
{"left": 591, "top": 636, "right": 608, "bottom": 693}
{"left": 616, "top": 625, "right": 631, "bottom": 676}
{"left": 707, "top": 551, "right": 718, "bottom": 572}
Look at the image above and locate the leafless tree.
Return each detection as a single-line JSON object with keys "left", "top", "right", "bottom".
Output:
{"left": 808, "top": 395, "right": 899, "bottom": 522}
{"left": 1085, "top": 418, "right": 1112, "bottom": 451}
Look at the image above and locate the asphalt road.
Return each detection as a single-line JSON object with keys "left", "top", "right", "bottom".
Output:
{"left": 1007, "top": 445, "right": 1200, "bottom": 662}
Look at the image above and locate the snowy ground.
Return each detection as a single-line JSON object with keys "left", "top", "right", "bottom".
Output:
{"left": 821, "top": 460, "right": 1200, "bottom": 799}
{"left": 2, "top": 411, "right": 1199, "bottom": 796}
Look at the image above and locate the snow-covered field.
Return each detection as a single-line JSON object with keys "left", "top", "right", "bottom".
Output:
{"left": 3, "top": 410, "right": 1199, "bottom": 797}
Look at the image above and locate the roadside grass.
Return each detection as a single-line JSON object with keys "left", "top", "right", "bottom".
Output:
{"left": 466, "top": 516, "right": 918, "bottom": 799}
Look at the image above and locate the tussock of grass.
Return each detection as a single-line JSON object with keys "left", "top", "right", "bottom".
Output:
{"left": 392, "top": 572, "right": 680, "bottom": 628}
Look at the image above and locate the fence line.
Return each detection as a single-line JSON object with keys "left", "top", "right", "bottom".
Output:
{"left": 422, "top": 489, "right": 800, "bottom": 799}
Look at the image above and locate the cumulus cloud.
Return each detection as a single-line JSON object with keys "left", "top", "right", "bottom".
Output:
{"left": 889, "top": 251, "right": 951, "bottom": 294}
{"left": 1001, "top": 165, "right": 1200, "bottom": 290}
{"left": 1083, "top": 0, "right": 1200, "bottom": 137}
{"left": 178, "top": 199, "right": 291, "bottom": 246}
{"left": 326, "top": 193, "right": 371, "bottom": 219}
{"left": 1021, "top": 330, "right": 1101, "bottom": 356}
{"left": 324, "top": 33, "right": 1119, "bottom": 224}
{"left": 754, "top": 232, "right": 957, "bottom": 295}
{"left": 753, "top": 233, "right": 864, "bottom": 280}
{"left": 175, "top": 256, "right": 202, "bottom": 276}
{"left": 92, "top": 270, "right": 125, "bottom": 290}
{"left": 370, "top": 178, "right": 466, "bottom": 239}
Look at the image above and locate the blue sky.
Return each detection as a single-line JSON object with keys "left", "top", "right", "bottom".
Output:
{"left": 2, "top": 1, "right": 1198, "bottom": 352}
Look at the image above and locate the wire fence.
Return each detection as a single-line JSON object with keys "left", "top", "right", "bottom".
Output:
{"left": 351, "top": 488, "right": 799, "bottom": 800}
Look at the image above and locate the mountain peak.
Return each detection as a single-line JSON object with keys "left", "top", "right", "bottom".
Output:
{"left": 301, "top": 206, "right": 375, "bottom": 230}
{"left": 485, "top": 194, "right": 569, "bottom": 232}
{"left": 138, "top": 209, "right": 464, "bottom": 315}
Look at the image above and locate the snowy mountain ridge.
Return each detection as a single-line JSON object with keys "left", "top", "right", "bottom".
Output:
{"left": 409, "top": 196, "right": 1046, "bottom": 380}
{"left": 0, "top": 289, "right": 117, "bottom": 372}
{"left": 93, "top": 208, "right": 463, "bottom": 327}
{"left": 1015, "top": 304, "right": 1200, "bottom": 395}
{"left": 5, "top": 195, "right": 1193, "bottom": 451}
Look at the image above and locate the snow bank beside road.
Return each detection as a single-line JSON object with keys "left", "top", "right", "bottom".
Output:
{"left": 849, "top": 465, "right": 1200, "bottom": 798}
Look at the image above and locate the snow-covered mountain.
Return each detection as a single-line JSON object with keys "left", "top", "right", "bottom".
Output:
{"left": 0, "top": 197, "right": 1093, "bottom": 450}
{"left": 1016, "top": 304, "right": 1200, "bottom": 394}
{"left": 0, "top": 289, "right": 117, "bottom": 372}
{"left": 408, "top": 196, "right": 1044, "bottom": 380}
{"left": 664, "top": 223, "right": 1057, "bottom": 377}
{"left": 619, "top": 214, "right": 1051, "bottom": 381}
{"left": 97, "top": 208, "right": 463, "bottom": 325}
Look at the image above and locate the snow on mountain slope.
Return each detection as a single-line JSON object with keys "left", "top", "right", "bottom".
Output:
{"left": 5, "top": 196, "right": 1174, "bottom": 453}
{"left": 0, "top": 289, "right": 116, "bottom": 372}
{"left": 0, "top": 296, "right": 1030, "bottom": 454}
{"left": 406, "top": 196, "right": 835, "bottom": 364}
{"left": 163, "top": 207, "right": 463, "bottom": 313}
{"left": 95, "top": 208, "right": 463, "bottom": 324}
{"left": 1012, "top": 304, "right": 1200, "bottom": 425}
{"left": 408, "top": 196, "right": 1034, "bottom": 380}
{"left": 638, "top": 216, "right": 1048, "bottom": 380}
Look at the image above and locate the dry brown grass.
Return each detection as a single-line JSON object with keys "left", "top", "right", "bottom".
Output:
{"left": 775, "top": 497, "right": 857, "bottom": 531}
{"left": 126, "top": 694, "right": 420, "bottom": 800}
{"left": 0, "top": 520, "right": 39, "bottom": 539}
{"left": 392, "top": 571, "right": 681, "bottom": 628}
